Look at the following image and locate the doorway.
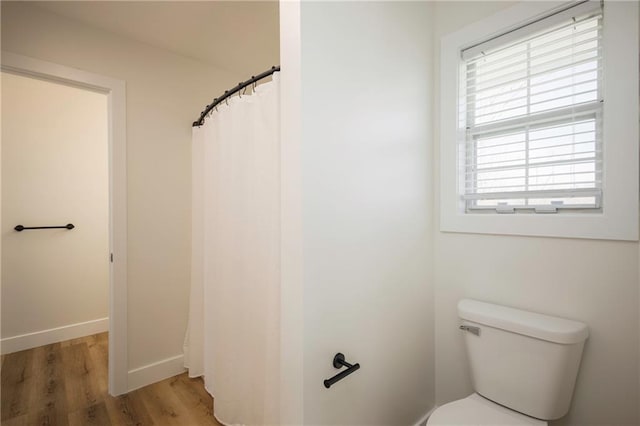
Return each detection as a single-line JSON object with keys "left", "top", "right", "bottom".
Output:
{"left": 2, "top": 70, "right": 109, "bottom": 348}
{"left": 0, "top": 52, "right": 127, "bottom": 396}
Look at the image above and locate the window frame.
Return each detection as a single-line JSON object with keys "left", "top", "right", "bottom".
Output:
{"left": 462, "top": 10, "right": 603, "bottom": 213}
{"left": 439, "top": 0, "right": 639, "bottom": 241}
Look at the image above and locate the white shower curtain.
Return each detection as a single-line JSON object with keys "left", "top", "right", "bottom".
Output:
{"left": 185, "top": 74, "right": 280, "bottom": 426}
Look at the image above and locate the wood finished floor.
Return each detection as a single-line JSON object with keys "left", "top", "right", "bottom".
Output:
{"left": 1, "top": 333, "right": 222, "bottom": 426}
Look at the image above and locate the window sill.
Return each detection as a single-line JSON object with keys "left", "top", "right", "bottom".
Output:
{"left": 440, "top": 210, "right": 637, "bottom": 241}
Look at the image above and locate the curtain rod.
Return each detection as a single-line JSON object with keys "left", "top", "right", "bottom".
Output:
{"left": 192, "top": 65, "right": 281, "bottom": 127}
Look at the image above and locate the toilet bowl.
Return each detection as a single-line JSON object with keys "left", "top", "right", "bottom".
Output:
{"left": 427, "top": 299, "right": 588, "bottom": 425}
{"left": 427, "top": 393, "right": 546, "bottom": 425}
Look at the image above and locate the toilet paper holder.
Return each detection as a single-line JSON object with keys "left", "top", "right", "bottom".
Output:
{"left": 323, "top": 353, "right": 360, "bottom": 389}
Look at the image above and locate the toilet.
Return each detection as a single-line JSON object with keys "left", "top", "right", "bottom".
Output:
{"left": 428, "top": 299, "right": 589, "bottom": 425}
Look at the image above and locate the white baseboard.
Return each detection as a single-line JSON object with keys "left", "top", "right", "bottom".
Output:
{"left": 1, "top": 317, "right": 109, "bottom": 355}
{"left": 128, "top": 354, "right": 186, "bottom": 392}
{"left": 413, "top": 405, "right": 437, "bottom": 426}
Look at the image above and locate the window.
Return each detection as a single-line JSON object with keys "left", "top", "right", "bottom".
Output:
{"left": 461, "top": 2, "right": 602, "bottom": 213}
{"left": 439, "top": 1, "right": 638, "bottom": 240}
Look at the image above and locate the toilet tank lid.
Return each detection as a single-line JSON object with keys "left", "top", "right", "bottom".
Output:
{"left": 458, "top": 299, "right": 589, "bottom": 344}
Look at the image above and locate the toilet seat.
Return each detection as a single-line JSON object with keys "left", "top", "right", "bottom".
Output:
{"left": 427, "top": 393, "right": 547, "bottom": 426}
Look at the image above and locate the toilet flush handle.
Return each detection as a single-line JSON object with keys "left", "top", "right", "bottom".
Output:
{"left": 459, "top": 324, "right": 481, "bottom": 336}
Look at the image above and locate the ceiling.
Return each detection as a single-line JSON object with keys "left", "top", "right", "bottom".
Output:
{"left": 32, "top": 1, "right": 280, "bottom": 76}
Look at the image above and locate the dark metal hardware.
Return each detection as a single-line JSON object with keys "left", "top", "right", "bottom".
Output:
{"left": 14, "top": 223, "right": 75, "bottom": 232}
{"left": 324, "top": 353, "right": 360, "bottom": 389}
{"left": 192, "top": 66, "right": 281, "bottom": 127}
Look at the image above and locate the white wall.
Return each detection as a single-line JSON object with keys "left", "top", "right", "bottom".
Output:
{"left": 278, "top": 1, "right": 304, "bottom": 424}
{"left": 433, "top": 2, "right": 640, "bottom": 425}
{"left": 1, "top": 2, "right": 236, "bottom": 382}
{"left": 299, "top": 2, "right": 434, "bottom": 424}
{"left": 1, "top": 72, "right": 109, "bottom": 350}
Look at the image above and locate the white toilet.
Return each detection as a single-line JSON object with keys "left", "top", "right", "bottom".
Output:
{"left": 428, "top": 299, "right": 589, "bottom": 425}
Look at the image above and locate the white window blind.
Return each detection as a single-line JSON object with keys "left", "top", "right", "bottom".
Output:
{"left": 461, "top": 1, "right": 603, "bottom": 213}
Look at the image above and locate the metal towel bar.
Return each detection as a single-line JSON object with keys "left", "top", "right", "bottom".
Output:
{"left": 14, "top": 223, "right": 75, "bottom": 232}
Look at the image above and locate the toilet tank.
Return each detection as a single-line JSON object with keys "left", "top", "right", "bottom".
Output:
{"left": 458, "top": 299, "right": 589, "bottom": 421}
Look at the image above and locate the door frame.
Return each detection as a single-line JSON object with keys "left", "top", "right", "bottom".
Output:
{"left": 1, "top": 51, "right": 128, "bottom": 396}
